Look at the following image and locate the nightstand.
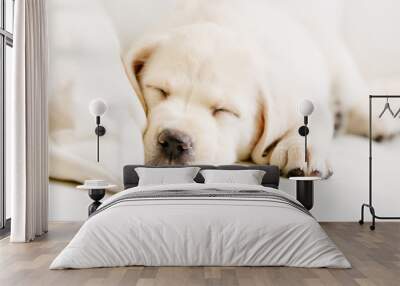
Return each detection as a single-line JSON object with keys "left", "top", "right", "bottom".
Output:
{"left": 289, "top": 177, "right": 321, "bottom": 210}
{"left": 77, "top": 180, "right": 116, "bottom": 216}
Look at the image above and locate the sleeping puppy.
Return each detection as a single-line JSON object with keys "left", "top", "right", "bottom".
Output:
{"left": 121, "top": 1, "right": 395, "bottom": 178}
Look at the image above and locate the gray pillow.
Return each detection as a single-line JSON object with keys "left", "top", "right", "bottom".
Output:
{"left": 200, "top": 169, "right": 266, "bottom": 185}
{"left": 135, "top": 167, "right": 201, "bottom": 186}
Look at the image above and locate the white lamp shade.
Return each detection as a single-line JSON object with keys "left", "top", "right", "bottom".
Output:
{"left": 89, "top": 98, "right": 108, "bottom": 117}
{"left": 298, "top": 99, "right": 314, "bottom": 116}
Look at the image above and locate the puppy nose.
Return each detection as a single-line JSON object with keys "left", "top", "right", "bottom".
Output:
{"left": 158, "top": 129, "right": 193, "bottom": 159}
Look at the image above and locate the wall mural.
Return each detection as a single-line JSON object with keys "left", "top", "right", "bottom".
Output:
{"left": 48, "top": 0, "right": 400, "bottom": 190}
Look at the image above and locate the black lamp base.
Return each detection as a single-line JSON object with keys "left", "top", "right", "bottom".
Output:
{"left": 88, "top": 189, "right": 106, "bottom": 216}
{"left": 296, "top": 180, "right": 314, "bottom": 210}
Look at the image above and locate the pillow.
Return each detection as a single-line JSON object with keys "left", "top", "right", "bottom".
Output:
{"left": 200, "top": 169, "right": 266, "bottom": 185}
{"left": 135, "top": 167, "right": 201, "bottom": 186}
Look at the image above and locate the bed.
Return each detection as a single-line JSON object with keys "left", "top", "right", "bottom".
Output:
{"left": 50, "top": 165, "right": 350, "bottom": 269}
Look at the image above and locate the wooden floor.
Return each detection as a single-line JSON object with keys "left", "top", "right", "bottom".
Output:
{"left": 0, "top": 222, "right": 399, "bottom": 286}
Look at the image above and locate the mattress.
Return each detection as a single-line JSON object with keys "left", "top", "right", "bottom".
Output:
{"left": 50, "top": 183, "right": 350, "bottom": 269}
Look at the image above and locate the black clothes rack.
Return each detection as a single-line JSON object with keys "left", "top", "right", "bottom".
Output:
{"left": 359, "top": 95, "right": 400, "bottom": 230}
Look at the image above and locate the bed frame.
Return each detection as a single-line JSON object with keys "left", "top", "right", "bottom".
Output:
{"left": 123, "top": 164, "right": 280, "bottom": 189}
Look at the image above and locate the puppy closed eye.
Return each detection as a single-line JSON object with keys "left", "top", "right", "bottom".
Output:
{"left": 212, "top": 107, "right": 239, "bottom": 118}
{"left": 147, "top": 85, "right": 169, "bottom": 99}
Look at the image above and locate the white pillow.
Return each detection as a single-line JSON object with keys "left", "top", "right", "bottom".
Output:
{"left": 135, "top": 167, "right": 200, "bottom": 186}
{"left": 200, "top": 169, "right": 266, "bottom": 185}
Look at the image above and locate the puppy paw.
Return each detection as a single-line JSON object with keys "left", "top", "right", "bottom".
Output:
{"left": 347, "top": 106, "right": 400, "bottom": 141}
{"left": 267, "top": 137, "right": 332, "bottom": 179}
{"left": 287, "top": 168, "right": 304, "bottom": 177}
{"left": 373, "top": 133, "right": 395, "bottom": 142}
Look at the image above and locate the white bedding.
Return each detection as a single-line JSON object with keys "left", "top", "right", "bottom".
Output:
{"left": 50, "top": 183, "right": 350, "bottom": 269}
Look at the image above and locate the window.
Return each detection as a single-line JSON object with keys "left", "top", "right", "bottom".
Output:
{"left": 0, "top": 0, "right": 14, "bottom": 236}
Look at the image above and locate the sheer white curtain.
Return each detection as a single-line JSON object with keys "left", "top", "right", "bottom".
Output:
{"left": 8, "top": 0, "right": 48, "bottom": 242}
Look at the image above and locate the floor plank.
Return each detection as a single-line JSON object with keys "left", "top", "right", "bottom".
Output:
{"left": 0, "top": 222, "right": 399, "bottom": 286}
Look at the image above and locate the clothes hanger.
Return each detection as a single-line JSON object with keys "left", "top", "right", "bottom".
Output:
{"left": 379, "top": 97, "right": 395, "bottom": 118}
{"left": 394, "top": 106, "right": 400, "bottom": 118}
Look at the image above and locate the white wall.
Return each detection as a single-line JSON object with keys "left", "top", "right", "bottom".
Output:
{"left": 342, "top": 0, "right": 400, "bottom": 81}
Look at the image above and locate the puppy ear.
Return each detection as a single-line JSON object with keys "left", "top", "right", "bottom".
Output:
{"left": 251, "top": 87, "right": 288, "bottom": 164}
{"left": 122, "top": 35, "right": 167, "bottom": 114}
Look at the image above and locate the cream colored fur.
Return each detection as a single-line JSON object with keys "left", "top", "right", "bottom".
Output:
{"left": 122, "top": 0, "right": 375, "bottom": 177}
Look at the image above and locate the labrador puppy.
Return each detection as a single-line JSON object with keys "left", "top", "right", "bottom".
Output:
{"left": 122, "top": 0, "right": 396, "bottom": 178}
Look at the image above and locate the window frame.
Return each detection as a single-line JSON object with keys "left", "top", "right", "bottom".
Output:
{"left": 0, "top": 0, "right": 14, "bottom": 236}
